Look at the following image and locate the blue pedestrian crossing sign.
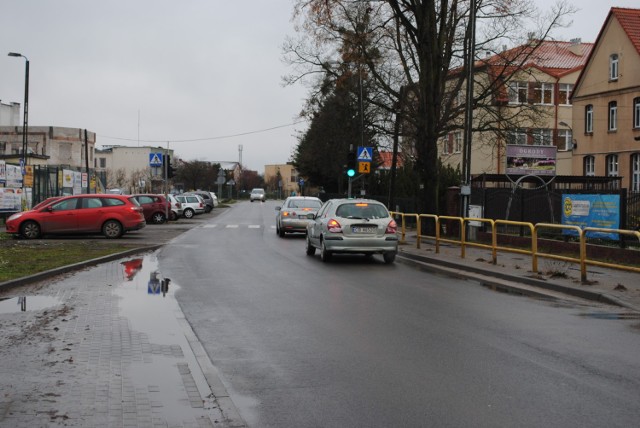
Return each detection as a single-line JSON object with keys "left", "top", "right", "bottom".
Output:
{"left": 149, "top": 153, "right": 163, "bottom": 167}
{"left": 357, "top": 146, "right": 373, "bottom": 162}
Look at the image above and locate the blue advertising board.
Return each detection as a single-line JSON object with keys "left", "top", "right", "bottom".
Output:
{"left": 561, "top": 194, "right": 620, "bottom": 240}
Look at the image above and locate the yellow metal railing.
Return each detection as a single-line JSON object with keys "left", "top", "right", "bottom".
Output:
{"left": 580, "top": 228, "right": 640, "bottom": 282}
{"left": 392, "top": 211, "right": 640, "bottom": 283}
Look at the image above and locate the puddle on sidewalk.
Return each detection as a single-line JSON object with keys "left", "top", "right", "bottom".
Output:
{"left": 110, "top": 254, "right": 221, "bottom": 425}
{"left": 0, "top": 295, "right": 63, "bottom": 314}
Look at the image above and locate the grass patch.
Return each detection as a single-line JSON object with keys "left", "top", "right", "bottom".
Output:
{"left": 0, "top": 236, "right": 135, "bottom": 282}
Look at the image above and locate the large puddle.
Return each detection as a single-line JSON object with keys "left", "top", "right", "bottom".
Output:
{"left": 112, "top": 254, "right": 220, "bottom": 424}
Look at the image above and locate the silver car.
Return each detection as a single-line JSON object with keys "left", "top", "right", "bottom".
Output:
{"left": 250, "top": 188, "right": 266, "bottom": 202}
{"left": 175, "top": 194, "right": 206, "bottom": 218}
{"left": 306, "top": 198, "right": 399, "bottom": 263}
{"left": 275, "top": 196, "right": 323, "bottom": 237}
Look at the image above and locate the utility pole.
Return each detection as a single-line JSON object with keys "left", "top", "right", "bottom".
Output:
{"left": 461, "top": 0, "right": 477, "bottom": 219}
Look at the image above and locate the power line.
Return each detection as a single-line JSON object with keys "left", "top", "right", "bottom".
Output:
{"left": 101, "top": 119, "right": 308, "bottom": 144}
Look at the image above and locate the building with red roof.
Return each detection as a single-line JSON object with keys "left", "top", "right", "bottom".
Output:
{"left": 571, "top": 7, "right": 640, "bottom": 192}
{"left": 440, "top": 38, "right": 593, "bottom": 176}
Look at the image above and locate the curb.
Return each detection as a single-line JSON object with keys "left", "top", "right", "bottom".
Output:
{"left": 397, "top": 249, "right": 640, "bottom": 311}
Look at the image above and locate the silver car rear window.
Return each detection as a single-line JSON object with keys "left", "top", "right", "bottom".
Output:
{"left": 336, "top": 203, "right": 388, "bottom": 219}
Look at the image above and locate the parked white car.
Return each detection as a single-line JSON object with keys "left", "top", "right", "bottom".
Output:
{"left": 174, "top": 194, "right": 206, "bottom": 218}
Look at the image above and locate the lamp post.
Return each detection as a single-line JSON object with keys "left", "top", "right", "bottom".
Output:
{"left": 8, "top": 52, "right": 29, "bottom": 201}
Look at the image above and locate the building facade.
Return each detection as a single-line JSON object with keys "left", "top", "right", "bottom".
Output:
{"left": 95, "top": 146, "right": 174, "bottom": 194}
{"left": 264, "top": 163, "right": 300, "bottom": 196}
{"left": 441, "top": 39, "right": 593, "bottom": 177}
{"left": 0, "top": 125, "right": 96, "bottom": 169}
{"left": 0, "top": 101, "right": 20, "bottom": 126}
{"left": 571, "top": 7, "right": 640, "bottom": 192}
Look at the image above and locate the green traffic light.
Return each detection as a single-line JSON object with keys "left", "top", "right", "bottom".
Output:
{"left": 347, "top": 169, "right": 356, "bottom": 177}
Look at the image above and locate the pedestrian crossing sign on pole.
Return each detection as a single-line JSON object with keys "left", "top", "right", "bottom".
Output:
{"left": 149, "top": 153, "right": 163, "bottom": 167}
{"left": 357, "top": 146, "right": 373, "bottom": 162}
{"left": 357, "top": 146, "right": 372, "bottom": 174}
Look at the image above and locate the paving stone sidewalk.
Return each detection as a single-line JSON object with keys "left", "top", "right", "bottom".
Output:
{"left": 397, "top": 236, "right": 640, "bottom": 312}
{"left": 0, "top": 253, "right": 243, "bottom": 428}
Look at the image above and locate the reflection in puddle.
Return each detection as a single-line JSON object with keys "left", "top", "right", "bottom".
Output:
{"left": 114, "top": 254, "right": 218, "bottom": 424}
{"left": 0, "top": 295, "right": 63, "bottom": 314}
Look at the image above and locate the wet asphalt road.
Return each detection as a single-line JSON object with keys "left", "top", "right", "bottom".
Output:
{"left": 156, "top": 201, "right": 640, "bottom": 427}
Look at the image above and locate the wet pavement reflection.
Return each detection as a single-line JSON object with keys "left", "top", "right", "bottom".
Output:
{"left": 112, "top": 253, "right": 220, "bottom": 425}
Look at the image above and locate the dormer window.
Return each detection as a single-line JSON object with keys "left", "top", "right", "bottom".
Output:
{"left": 610, "top": 54, "right": 619, "bottom": 81}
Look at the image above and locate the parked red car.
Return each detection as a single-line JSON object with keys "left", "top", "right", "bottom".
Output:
{"left": 130, "top": 194, "right": 174, "bottom": 224}
{"left": 31, "top": 196, "right": 62, "bottom": 210}
{"left": 5, "top": 194, "right": 146, "bottom": 239}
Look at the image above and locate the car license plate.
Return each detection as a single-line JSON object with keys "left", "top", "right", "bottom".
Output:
{"left": 352, "top": 226, "right": 376, "bottom": 233}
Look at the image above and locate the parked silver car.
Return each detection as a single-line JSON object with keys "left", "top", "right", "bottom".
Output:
{"left": 306, "top": 199, "right": 398, "bottom": 263}
{"left": 174, "top": 194, "right": 205, "bottom": 218}
{"left": 183, "top": 190, "right": 215, "bottom": 213}
{"left": 275, "top": 196, "right": 323, "bottom": 237}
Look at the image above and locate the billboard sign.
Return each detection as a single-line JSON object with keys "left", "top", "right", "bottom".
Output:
{"left": 506, "top": 145, "right": 557, "bottom": 176}
{"left": 561, "top": 194, "right": 620, "bottom": 240}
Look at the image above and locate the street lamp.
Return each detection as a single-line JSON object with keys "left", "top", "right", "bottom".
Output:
{"left": 8, "top": 52, "right": 30, "bottom": 194}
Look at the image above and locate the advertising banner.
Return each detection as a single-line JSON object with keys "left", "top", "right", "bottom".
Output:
{"left": 0, "top": 188, "right": 22, "bottom": 213}
{"left": 561, "top": 194, "right": 620, "bottom": 240}
{"left": 506, "top": 145, "right": 557, "bottom": 176}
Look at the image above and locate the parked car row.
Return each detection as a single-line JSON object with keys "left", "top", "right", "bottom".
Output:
{"left": 275, "top": 196, "right": 399, "bottom": 264}
{"left": 5, "top": 190, "right": 220, "bottom": 240}
{"left": 134, "top": 191, "right": 218, "bottom": 222}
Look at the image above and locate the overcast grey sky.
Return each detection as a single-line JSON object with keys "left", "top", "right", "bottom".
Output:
{"left": 1, "top": 0, "right": 638, "bottom": 172}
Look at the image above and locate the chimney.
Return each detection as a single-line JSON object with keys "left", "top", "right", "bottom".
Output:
{"left": 568, "top": 38, "right": 583, "bottom": 56}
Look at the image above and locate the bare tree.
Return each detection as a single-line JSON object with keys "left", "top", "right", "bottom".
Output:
{"left": 284, "top": 0, "right": 575, "bottom": 212}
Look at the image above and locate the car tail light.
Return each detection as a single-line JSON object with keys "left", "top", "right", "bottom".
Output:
{"left": 327, "top": 218, "right": 342, "bottom": 233}
{"left": 385, "top": 219, "right": 397, "bottom": 234}
{"left": 283, "top": 211, "right": 291, "bottom": 217}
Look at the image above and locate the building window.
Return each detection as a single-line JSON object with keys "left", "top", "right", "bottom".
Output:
{"left": 557, "top": 129, "right": 572, "bottom": 151}
{"left": 532, "top": 82, "right": 554, "bottom": 105}
{"left": 634, "top": 97, "right": 640, "bottom": 129}
{"left": 454, "top": 131, "right": 462, "bottom": 153}
{"left": 443, "top": 136, "right": 450, "bottom": 154}
{"left": 606, "top": 154, "right": 619, "bottom": 177}
{"left": 632, "top": 153, "right": 640, "bottom": 193}
{"left": 532, "top": 128, "right": 552, "bottom": 146}
{"left": 609, "top": 54, "right": 619, "bottom": 81}
{"left": 508, "top": 81, "right": 528, "bottom": 104}
{"left": 584, "top": 156, "right": 595, "bottom": 176}
{"left": 507, "top": 128, "right": 528, "bottom": 145}
{"left": 608, "top": 101, "right": 617, "bottom": 131}
{"left": 99, "top": 157, "right": 106, "bottom": 168}
{"left": 585, "top": 105, "right": 593, "bottom": 133}
{"left": 0, "top": 142, "right": 5, "bottom": 153}
{"left": 558, "top": 83, "right": 573, "bottom": 105}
